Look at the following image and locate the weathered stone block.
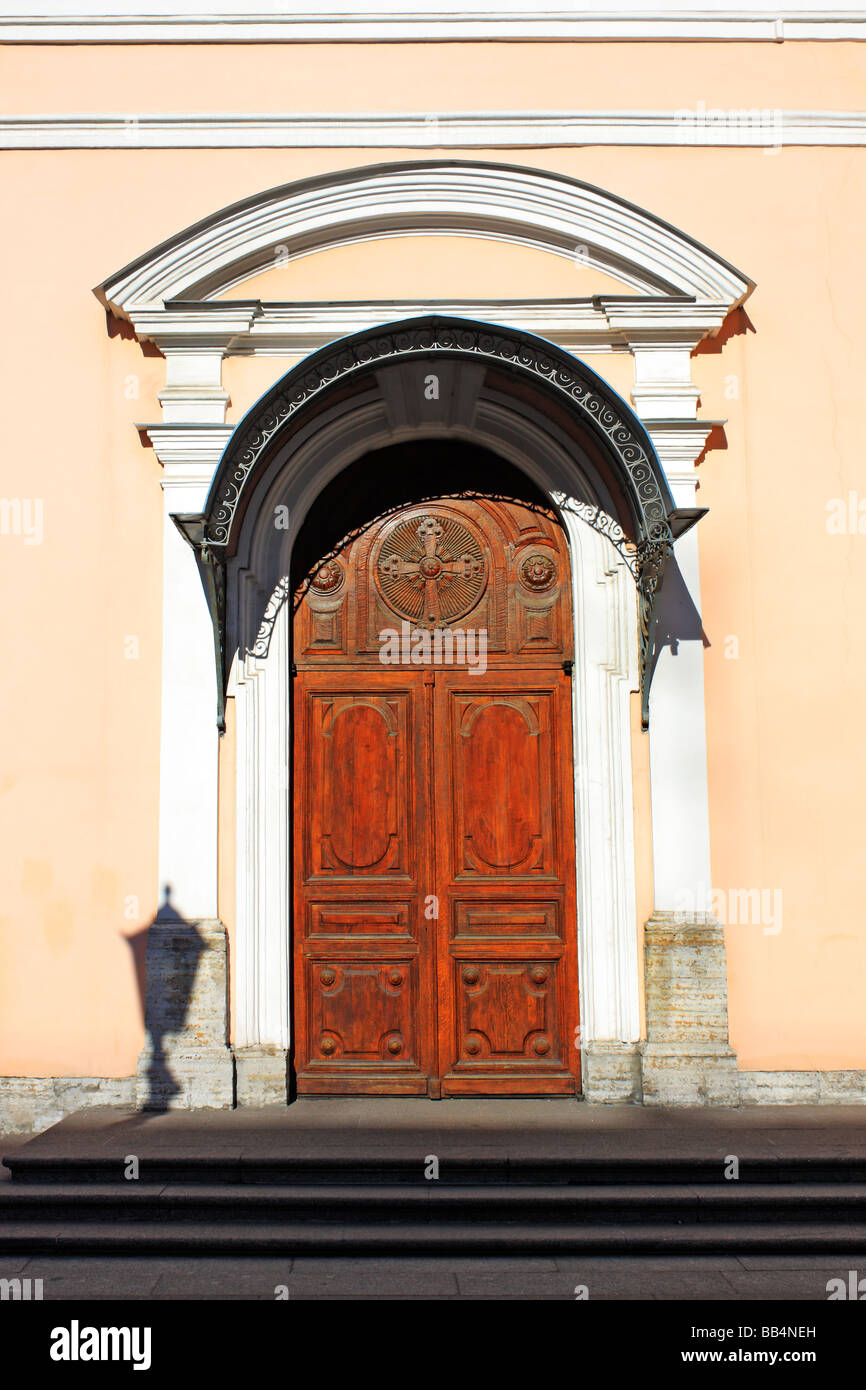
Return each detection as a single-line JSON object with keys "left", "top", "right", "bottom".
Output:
{"left": 818, "top": 1072, "right": 866, "bottom": 1104}
{"left": 0, "top": 1076, "right": 135, "bottom": 1136}
{"left": 641, "top": 1042, "right": 739, "bottom": 1106}
{"left": 643, "top": 913, "right": 731, "bottom": 1043}
{"left": 641, "top": 913, "right": 739, "bottom": 1106}
{"left": 581, "top": 1042, "right": 643, "bottom": 1104}
{"left": 235, "top": 1047, "right": 289, "bottom": 1106}
{"left": 738, "top": 1071, "right": 820, "bottom": 1105}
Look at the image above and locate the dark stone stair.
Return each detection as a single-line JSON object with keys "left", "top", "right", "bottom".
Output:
{"left": 4, "top": 1100, "right": 866, "bottom": 1254}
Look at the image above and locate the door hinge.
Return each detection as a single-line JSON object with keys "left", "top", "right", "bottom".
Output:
{"left": 562, "top": 660, "right": 574, "bottom": 676}
{"left": 291, "top": 660, "right": 298, "bottom": 678}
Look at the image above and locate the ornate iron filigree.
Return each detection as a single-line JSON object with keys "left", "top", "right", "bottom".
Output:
{"left": 189, "top": 319, "right": 679, "bottom": 726}
{"left": 249, "top": 574, "right": 291, "bottom": 659}
{"left": 637, "top": 537, "right": 674, "bottom": 730}
{"left": 202, "top": 320, "right": 674, "bottom": 557}
{"left": 549, "top": 493, "right": 638, "bottom": 576}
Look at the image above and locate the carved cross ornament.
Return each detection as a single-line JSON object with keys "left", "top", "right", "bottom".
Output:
{"left": 376, "top": 513, "right": 487, "bottom": 627}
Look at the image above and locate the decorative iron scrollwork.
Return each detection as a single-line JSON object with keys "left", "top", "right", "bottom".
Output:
{"left": 637, "top": 537, "right": 674, "bottom": 730}
{"left": 185, "top": 319, "right": 679, "bottom": 729}
{"left": 202, "top": 321, "right": 673, "bottom": 555}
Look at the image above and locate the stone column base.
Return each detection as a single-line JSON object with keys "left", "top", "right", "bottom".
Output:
{"left": 581, "top": 1042, "right": 643, "bottom": 1103}
{"left": 234, "top": 1046, "right": 289, "bottom": 1106}
{"left": 135, "top": 917, "right": 234, "bottom": 1111}
{"left": 641, "top": 1041, "right": 739, "bottom": 1106}
{"left": 641, "top": 912, "right": 739, "bottom": 1107}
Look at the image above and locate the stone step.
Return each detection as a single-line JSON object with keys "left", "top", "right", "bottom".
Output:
{"left": 2, "top": 1181, "right": 866, "bottom": 1221}
{"left": 2, "top": 1216, "right": 866, "bottom": 1256}
{"left": 7, "top": 1154, "right": 866, "bottom": 1186}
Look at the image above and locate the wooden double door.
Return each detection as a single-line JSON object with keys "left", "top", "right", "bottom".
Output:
{"left": 292, "top": 494, "right": 580, "bottom": 1096}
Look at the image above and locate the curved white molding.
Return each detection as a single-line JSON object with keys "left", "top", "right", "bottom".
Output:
{"left": 6, "top": 110, "right": 866, "bottom": 149}
{"left": 97, "top": 160, "right": 753, "bottom": 312}
{"left": 4, "top": 10, "right": 866, "bottom": 44}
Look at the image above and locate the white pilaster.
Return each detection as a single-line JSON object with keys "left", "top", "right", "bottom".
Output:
{"left": 146, "top": 425, "right": 233, "bottom": 922}
{"left": 232, "top": 600, "right": 291, "bottom": 1049}
{"left": 644, "top": 422, "right": 717, "bottom": 913}
{"left": 557, "top": 514, "right": 641, "bottom": 1041}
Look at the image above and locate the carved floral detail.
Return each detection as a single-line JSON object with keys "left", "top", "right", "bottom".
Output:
{"left": 519, "top": 553, "right": 557, "bottom": 592}
{"left": 311, "top": 559, "right": 344, "bottom": 594}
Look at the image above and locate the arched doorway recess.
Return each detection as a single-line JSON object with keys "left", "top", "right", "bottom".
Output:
{"left": 183, "top": 318, "right": 680, "bottom": 1103}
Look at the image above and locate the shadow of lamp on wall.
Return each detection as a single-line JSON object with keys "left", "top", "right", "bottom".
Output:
{"left": 124, "top": 885, "right": 233, "bottom": 1112}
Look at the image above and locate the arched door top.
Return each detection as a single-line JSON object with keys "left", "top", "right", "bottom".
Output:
{"left": 201, "top": 315, "right": 677, "bottom": 553}
{"left": 181, "top": 315, "right": 687, "bottom": 727}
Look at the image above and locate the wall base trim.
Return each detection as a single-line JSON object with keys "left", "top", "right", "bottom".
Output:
{"left": 0, "top": 1077, "right": 136, "bottom": 1137}
{"left": 5, "top": 1068, "right": 866, "bottom": 1136}
{"left": 737, "top": 1071, "right": 866, "bottom": 1106}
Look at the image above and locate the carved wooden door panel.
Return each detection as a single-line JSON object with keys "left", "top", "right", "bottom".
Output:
{"left": 293, "top": 494, "right": 579, "bottom": 1096}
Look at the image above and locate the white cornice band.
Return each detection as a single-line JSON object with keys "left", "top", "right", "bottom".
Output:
{"left": 128, "top": 297, "right": 732, "bottom": 360}
{"left": 4, "top": 110, "right": 866, "bottom": 149}
{"left": 2, "top": 11, "right": 866, "bottom": 43}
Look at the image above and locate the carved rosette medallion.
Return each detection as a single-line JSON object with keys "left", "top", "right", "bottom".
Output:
{"left": 310, "top": 559, "right": 344, "bottom": 594}
{"left": 375, "top": 512, "right": 487, "bottom": 625}
{"left": 519, "top": 552, "right": 557, "bottom": 592}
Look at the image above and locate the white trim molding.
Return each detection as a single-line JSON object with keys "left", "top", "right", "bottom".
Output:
{"left": 4, "top": 9, "right": 866, "bottom": 44}
{"left": 97, "top": 161, "right": 752, "bottom": 430}
{"left": 97, "top": 160, "right": 754, "bottom": 311}
{"left": 4, "top": 110, "right": 866, "bottom": 149}
{"left": 566, "top": 516, "right": 641, "bottom": 1045}
{"left": 231, "top": 608, "right": 291, "bottom": 1051}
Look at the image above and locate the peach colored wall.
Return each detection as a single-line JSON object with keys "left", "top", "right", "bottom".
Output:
{"left": 0, "top": 161, "right": 165, "bottom": 1074}
{"left": 1, "top": 41, "right": 864, "bottom": 114}
{"left": 1, "top": 39, "right": 864, "bottom": 1075}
